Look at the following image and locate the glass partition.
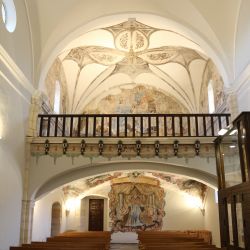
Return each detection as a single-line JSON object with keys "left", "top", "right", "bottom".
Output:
{"left": 227, "top": 202, "right": 234, "bottom": 245}
{"left": 239, "top": 120, "right": 249, "bottom": 182}
{"left": 221, "top": 129, "right": 242, "bottom": 187}
{"left": 235, "top": 196, "right": 245, "bottom": 248}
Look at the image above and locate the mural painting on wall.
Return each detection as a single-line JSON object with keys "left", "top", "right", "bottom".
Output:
{"left": 151, "top": 172, "right": 207, "bottom": 202}
{"left": 83, "top": 85, "right": 190, "bottom": 137}
{"left": 86, "top": 172, "right": 122, "bottom": 187}
{"left": 84, "top": 85, "right": 188, "bottom": 114}
{"left": 109, "top": 175, "right": 165, "bottom": 232}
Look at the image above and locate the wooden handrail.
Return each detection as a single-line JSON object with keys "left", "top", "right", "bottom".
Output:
{"left": 37, "top": 113, "right": 231, "bottom": 138}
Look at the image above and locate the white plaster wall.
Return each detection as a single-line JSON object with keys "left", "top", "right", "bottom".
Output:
{"left": 0, "top": 2, "right": 34, "bottom": 247}
{"left": 204, "top": 189, "right": 220, "bottom": 247}
{"left": 237, "top": 80, "right": 250, "bottom": 112}
{"left": 32, "top": 189, "right": 65, "bottom": 242}
{"left": 0, "top": 77, "right": 29, "bottom": 249}
{"left": 162, "top": 189, "right": 204, "bottom": 230}
{"left": 0, "top": 0, "right": 34, "bottom": 84}
{"left": 235, "top": 0, "right": 250, "bottom": 78}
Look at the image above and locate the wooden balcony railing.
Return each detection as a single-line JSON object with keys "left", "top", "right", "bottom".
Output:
{"left": 37, "top": 113, "right": 230, "bottom": 138}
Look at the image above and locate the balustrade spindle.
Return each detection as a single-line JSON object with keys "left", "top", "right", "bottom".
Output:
{"left": 203, "top": 116, "right": 207, "bottom": 136}
{"left": 70, "top": 117, "right": 73, "bottom": 137}
{"left": 218, "top": 116, "right": 222, "bottom": 130}
{"left": 195, "top": 116, "right": 199, "bottom": 136}
{"left": 85, "top": 116, "right": 89, "bottom": 137}
{"left": 54, "top": 116, "right": 58, "bottom": 137}
{"left": 125, "top": 116, "right": 127, "bottom": 137}
{"left": 77, "top": 116, "right": 81, "bottom": 137}
{"left": 62, "top": 117, "right": 66, "bottom": 137}
{"left": 211, "top": 116, "right": 214, "bottom": 136}
{"left": 117, "top": 117, "right": 120, "bottom": 137}
{"left": 39, "top": 116, "right": 44, "bottom": 137}
{"left": 38, "top": 113, "right": 230, "bottom": 138}
{"left": 47, "top": 117, "right": 51, "bottom": 137}
{"left": 164, "top": 116, "right": 167, "bottom": 137}
{"left": 172, "top": 117, "right": 175, "bottom": 136}
{"left": 156, "top": 116, "right": 159, "bottom": 137}
{"left": 140, "top": 116, "right": 143, "bottom": 137}
{"left": 179, "top": 116, "right": 183, "bottom": 137}
{"left": 109, "top": 116, "right": 112, "bottom": 137}
{"left": 187, "top": 116, "right": 191, "bottom": 136}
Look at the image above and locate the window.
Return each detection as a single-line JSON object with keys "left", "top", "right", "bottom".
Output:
{"left": 207, "top": 80, "right": 215, "bottom": 113}
{"left": 54, "top": 80, "right": 61, "bottom": 114}
{"left": 1, "top": 2, "right": 6, "bottom": 24}
{"left": 1, "top": 0, "right": 16, "bottom": 32}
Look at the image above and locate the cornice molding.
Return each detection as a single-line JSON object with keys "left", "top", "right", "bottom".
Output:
{"left": 228, "top": 63, "right": 250, "bottom": 95}
{"left": 0, "top": 45, "right": 35, "bottom": 95}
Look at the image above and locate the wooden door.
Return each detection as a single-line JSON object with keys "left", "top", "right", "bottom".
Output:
{"left": 51, "top": 202, "right": 61, "bottom": 236}
{"left": 88, "top": 199, "right": 104, "bottom": 231}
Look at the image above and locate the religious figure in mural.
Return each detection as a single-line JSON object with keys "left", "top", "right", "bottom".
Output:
{"left": 125, "top": 197, "right": 144, "bottom": 227}
{"left": 109, "top": 176, "right": 165, "bottom": 232}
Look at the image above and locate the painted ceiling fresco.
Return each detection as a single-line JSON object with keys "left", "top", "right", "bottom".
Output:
{"left": 45, "top": 19, "right": 225, "bottom": 114}
{"left": 62, "top": 171, "right": 207, "bottom": 202}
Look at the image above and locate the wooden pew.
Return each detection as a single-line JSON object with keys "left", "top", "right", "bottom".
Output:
{"left": 137, "top": 231, "right": 220, "bottom": 250}
{"left": 10, "top": 231, "right": 111, "bottom": 250}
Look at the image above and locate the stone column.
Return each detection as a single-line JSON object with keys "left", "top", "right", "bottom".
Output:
{"left": 227, "top": 91, "right": 239, "bottom": 120}
{"left": 20, "top": 199, "right": 35, "bottom": 244}
{"left": 27, "top": 90, "right": 43, "bottom": 137}
{"left": 20, "top": 140, "right": 34, "bottom": 244}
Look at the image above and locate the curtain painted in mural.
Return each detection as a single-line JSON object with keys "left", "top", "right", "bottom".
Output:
{"left": 109, "top": 182, "right": 165, "bottom": 232}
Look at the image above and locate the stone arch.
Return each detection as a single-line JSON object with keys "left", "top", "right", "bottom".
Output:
{"left": 34, "top": 161, "right": 217, "bottom": 200}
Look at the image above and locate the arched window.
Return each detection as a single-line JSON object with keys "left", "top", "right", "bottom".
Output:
{"left": 1, "top": 0, "right": 16, "bottom": 32}
{"left": 54, "top": 80, "right": 61, "bottom": 114}
{"left": 1, "top": 2, "right": 6, "bottom": 24}
{"left": 207, "top": 81, "right": 215, "bottom": 113}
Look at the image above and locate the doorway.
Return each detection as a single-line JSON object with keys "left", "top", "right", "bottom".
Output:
{"left": 50, "top": 202, "right": 61, "bottom": 236}
{"left": 88, "top": 199, "right": 104, "bottom": 231}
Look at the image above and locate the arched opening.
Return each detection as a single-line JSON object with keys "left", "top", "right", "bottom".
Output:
{"left": 50, "top": 202, "right": 61, "bottom": 237}
{"left": 1, "top": 0, "right": 16, "bottom": 32}
{"left": 32, "top": 166, "right": 220, "bottom": 245}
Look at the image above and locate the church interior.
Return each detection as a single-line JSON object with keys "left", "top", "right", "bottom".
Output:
{"left": 1, "top": 1, "right": 250, "bottom": 250}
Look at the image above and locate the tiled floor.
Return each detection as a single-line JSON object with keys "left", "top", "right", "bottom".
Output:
{"left": 110, "top": 243, "right": 139, "bottom": 250}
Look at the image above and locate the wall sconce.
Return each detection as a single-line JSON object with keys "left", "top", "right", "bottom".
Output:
{"left": 80, "top": 139, "right": 86, "bottom": 155}
{"left": 136, "top": 140, "right": 141, "bottom": 156}
{"left": 194, "top": 140, "right": 200, "bottom": 156}
{"left": 98, "top": 140, "right": 104, "bottom": 155}
{"left": 154, "top": 140, "right": 160, "bottom": 156}
{"left": 184, "top": 193, "right": 205, "bottom": 216}
{"left": 62, "top": 139, "right": 68, "bottom": 154}
{"left": 44, "top": 139, "right": 50, "bottom": 154}
{"left": 117, "top": 140, "right": 123, "bottom": 156}
{"left": 173, "top": 140, "right": 179, "bottom": 156}
{"left": 65, "top": 198, "right": 79, "bottom": 216}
